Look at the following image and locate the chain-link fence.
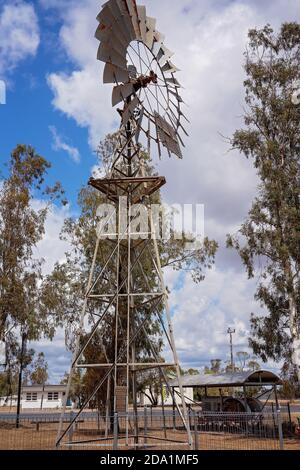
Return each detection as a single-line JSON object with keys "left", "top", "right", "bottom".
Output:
{"left": 0, "top": 408, "right": 298, "bottom": 450}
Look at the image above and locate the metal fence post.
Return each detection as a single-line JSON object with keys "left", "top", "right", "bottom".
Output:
{"left": 172, "top": 397, "right": 176, "bottom": 430}
{"left": 188, "top": 404, "right": 192, "bottom": 430}
{"left": 144, "top": 406, "right": 148, "bottom": 447}
{"left": 113, "top": 412, "right": 119, "bottom": 451}
{"left": 276, "top": 409, "right": 284, "bottom": 451}
{"left": 68, "top": 411, "right": 74, "bottom": 450}
{"left": 193, "top": 410, "right": 199, "bottom": 451}
{"left": 287, "top": 402, "right": 292, "bottom": 434}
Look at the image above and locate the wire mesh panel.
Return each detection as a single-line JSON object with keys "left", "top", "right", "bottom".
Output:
{"left": 62, "top": 410, "right": 191, "bottom": 450}
{"left": 0, "top": 414, "right": 63, "bottom": 450}
{"left": 195, "top": 412, "right": 281, "bottom": 451}
{"left": 0, "top": 409, "right": 298, "bottom": 450}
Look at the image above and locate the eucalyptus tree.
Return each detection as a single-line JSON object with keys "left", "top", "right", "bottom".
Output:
{"left": 227, "top": 23, "right": 300, "bottom": 384}
{"left": 0, "top": 144, "right": 65, "bottom": 404}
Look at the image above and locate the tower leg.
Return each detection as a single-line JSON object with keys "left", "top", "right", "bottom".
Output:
{"left": 150, "top": 210, "right": 193, "bottom": 448}
{"left": 56, "top": 239, "right": 100, "bottom": 447}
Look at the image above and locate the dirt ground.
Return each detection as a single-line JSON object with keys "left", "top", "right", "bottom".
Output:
{"left": 0, "top": 422, "right": 299, "bottom": 451}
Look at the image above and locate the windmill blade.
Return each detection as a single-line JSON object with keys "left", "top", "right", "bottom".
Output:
{"left": 99, "top": 31, "right": 127, "bottom": 58}
{"left": 178, "top": 122, "right": 189, "bottom": 137}
{"left": 157, "top": 45, "right": 174, "bottom": 67}
{"left": 121, "top": 95, "right": 139, "bottom": 126}
{"left": 112, "top": 83, "right": 135, "bottom": 106}
{"left": 126, "top": 0, "right": 142, "bottom": 40}
{"left": 154, "top": 112, "right": 182, "bottom": 159}
{"left": 161, "top": 61, "right": 180, "bottom": 74}
{"left": 168, "top": 89, "right": 184, "bottom": 103}
{"left": 165, "top": 77, "right": 181, "bottom": 88}
{"left": 167, "top": 112, "right": 185, "bottom": 147}
{"left": 152, "top": 31, "right": 165, "bottom": 56}
{"left": 175, "top": 129, "right": 185, "bottom": 148}
{"left": 116, "top": 0, "right": 137, "bottom": 41}
{"left": 95, "top": 0, "right": 188, "bottom": 159}
{"left": 107, "top": 6, "right": 133, "bottom": 45}
{"left": 106, "top": 0, "right": 133, "bottom": 44}
{"left": 98, "top": 42, "right": 127, "bottom": 69}
{"left": 169, "top": 102, "right": 189, "bottom": 136}
{"left": 104, "top": 63, "right": 129, "bottom": 84}
{"left": 135, "top": 106, "right": 145, "bottom": 143}
{"left": 95, "top": 21, "right": 112, "bottom": 43}
{"left": 145, "top": 17, "right": 156, "bottom": 49}
{"left": 179, "top": 110, "right": 190, "bottom": 124}
{"left": 137, "top": 5, "right": 147, "bottom": 43}
{"left": 97, "top": 4, "right": 129, "bottom": 46}
{"left": 104, "top": 0, "right": 123, "bottom": 21}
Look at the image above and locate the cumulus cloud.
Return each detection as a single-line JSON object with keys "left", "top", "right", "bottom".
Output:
{"left": 0, "top": 1, "right": 40, "bottom": 76}
{"left": 166, "top": 268, "right": 261, "bottom": 369}
{"left": 40, "top": 0, "right": 300, "bottom": 376}
{"left": 46, "top": 0, "right": 116, "bottom": 148}
{"left": 45, "top": 0, "right": 262, "bottom": 235}
{"left": 31, "top": 329, "right": 71, "bottom": 383}
{"left": 49, "top": 125, "right": 81, "bottom": 163}
{"left": 32, "top": 199, "right": 71, "bottom": 275}
{"left": 28, "top": 201, "right": 72, "bottom": 382}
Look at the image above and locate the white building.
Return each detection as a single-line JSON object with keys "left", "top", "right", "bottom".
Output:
{"left": 0, "top": 395, "right": 18, "bottom": 407}
{"left": 0, "top": 385, "right": 71, "bottom": 410}
{"left": 22, "top": 385, "right": 69, "bottom": 410}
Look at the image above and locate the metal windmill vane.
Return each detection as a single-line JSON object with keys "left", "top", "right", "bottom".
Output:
{"left": 95, "top": 0, "right": 188, "bottom": 159}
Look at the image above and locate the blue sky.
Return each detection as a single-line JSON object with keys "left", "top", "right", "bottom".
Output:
{"left": 0, "top": 0, "right": 94, "bottom": 206}
{"left": 1, "top": 0, "right": 300, "bottom": 383}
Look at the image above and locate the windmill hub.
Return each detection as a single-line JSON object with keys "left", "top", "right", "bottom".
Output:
{"left": 132, "top": 71, "right": 158, "bottom": 92}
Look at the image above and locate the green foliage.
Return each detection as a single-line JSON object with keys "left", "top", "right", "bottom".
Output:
{"left": 0, "top": 144, "right": 65, "bottom": 394}
{"left": 205, "top": 359, "right": 222, "bottom": 375}
{"left": 247, "top": 360, "right": 261, "bottom": 371}
{"left": 60, "top": 370, "right": 85, "bottom": 407}
{"left": 236, "top": 351, "right": 250, "bottom": 371}
{"left": 183, "top": 368, "right": 200, "bottom": 376}
{"left": 24, "top": 352, "right": 49, "bottom": 386}
{"left": 227, "top": 23, "right": 300, "bottom": 382}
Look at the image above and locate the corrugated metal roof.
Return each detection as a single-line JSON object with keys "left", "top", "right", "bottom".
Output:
{"left": 169, "top": 370, "right": 282, "bottom": 388}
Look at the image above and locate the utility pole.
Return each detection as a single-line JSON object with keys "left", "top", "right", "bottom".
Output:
{"left": 227, "top": 328, "right": 235, "bottom": 372}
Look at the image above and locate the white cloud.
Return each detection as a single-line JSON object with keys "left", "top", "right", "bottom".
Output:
{"left": 166, "top": 268, "right": 263, "bottom": 370}
{"left": 46, "top": 0, "right": 117, "bottom": 149}
{"left": 31, "top": 201, "right": 72, "bottom": 382}
{"left": 45, "top": 0, "right": 261, "bottom": 227}
{"left": 49, "top": 125, "right": 81, "bottom": 163}
{"left": 40, "top": 0, "right": 300, "bottom": 376}
{"left": 31, "top": 328, "right": 71, "bottom": 383}
{"left": 32, "top": 199, "right": 71, "bottom": 275}
{"left": 0, "top": 1, "right": 40, "bottom": 76}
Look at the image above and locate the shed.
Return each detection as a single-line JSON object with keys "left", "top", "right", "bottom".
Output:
{"left": 169, "top": 370, "right": 282, "bottom": 389}
{"left": 169, "top": 370, "right": 282, "bottom": 412}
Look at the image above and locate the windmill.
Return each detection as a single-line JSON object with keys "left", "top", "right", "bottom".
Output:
{"left": 56, "top": 0, "right": 192, "bottom": 449}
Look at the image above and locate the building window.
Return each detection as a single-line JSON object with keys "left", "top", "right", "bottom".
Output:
{"left": 26, "top": 393, "right": 37, "bottom": 402}
{"left": 48, "top": 392, "right": 59, "bottom": 401}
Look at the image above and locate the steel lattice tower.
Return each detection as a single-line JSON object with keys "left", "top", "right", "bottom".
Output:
{"left": 56, "top": 0, "right": 192, "bottom": 449}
